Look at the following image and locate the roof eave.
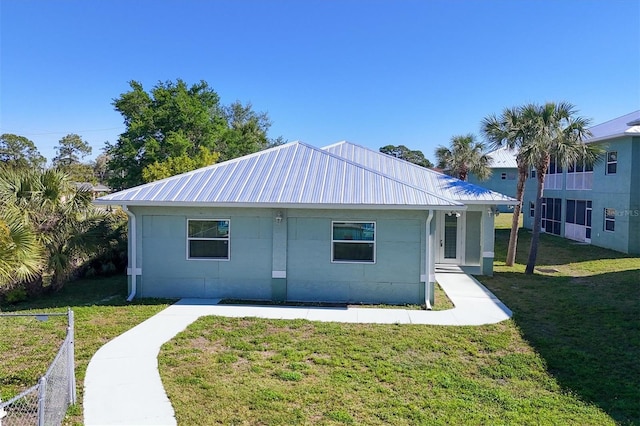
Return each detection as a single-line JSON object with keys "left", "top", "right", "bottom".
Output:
{"left": 93, "top": 200, "right": 465, "bottom": 210}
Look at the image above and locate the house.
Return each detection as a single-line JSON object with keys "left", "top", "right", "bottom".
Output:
{"left": 95, "top": 141, "right": 516, "bottom": 305}
{"left": 522, "top": 110, "right": 640, "bottom": 254}
{"left": 468, "top": 147, "right": 519, "bottom": 213}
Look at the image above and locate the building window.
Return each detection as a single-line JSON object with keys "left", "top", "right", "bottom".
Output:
{"left": 501, "top": 172, "right": 507, "bottom": 180}
{"left": 187, "top": 219, "right": 230, "bottom": 260}
{"left": 529, "top": 202, "right": 535, "bottom": 218}
{"left": 541, "top": 197, "right": 562, "bottom": 235}
{"left": 565, "top": 199, "right": 592, "bottom": 241}
{"left": 530, "top": 167, "right": 536, "bottom": 179}
{"left": 604, "top": 208, "right": 616, "bottom": 232}
{"left": 544, "top": 156, "right": 563, "bottom": 190}
{"left": 332, "top": 221, "right": 375, "bottom": 263}
{"left": 606, "top": 151, "right": 617, "bottom": 174}
{"left": 566, "top": 160, "right": 593, "bottom": 190}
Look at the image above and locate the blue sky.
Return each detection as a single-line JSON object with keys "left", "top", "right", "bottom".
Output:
{"left": 1, "top": 0, "right": 639, "bottom": 165}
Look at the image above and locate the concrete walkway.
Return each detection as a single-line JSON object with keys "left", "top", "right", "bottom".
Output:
{"left": 84, "top": 271, "right": 511, "bottom": 425}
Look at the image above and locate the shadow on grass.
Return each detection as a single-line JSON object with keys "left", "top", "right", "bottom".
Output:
{"left": 0, "top": 275, "right": 175, "bottom": 312}
{"left": 483, "top": 230, "right": 640, "bottom": 424}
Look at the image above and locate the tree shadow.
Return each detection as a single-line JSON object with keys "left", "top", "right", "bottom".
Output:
{"left": 0, "top": 275, "right": 175, "bottom": 312}
{"left": 495, "top": 228, "right": 637, "bottom": 264}
{"left": 437, "top": 173, "right": 515, "bottom": 200}
{"left": 482, "top": 267, "right": 640, "bottom": 424}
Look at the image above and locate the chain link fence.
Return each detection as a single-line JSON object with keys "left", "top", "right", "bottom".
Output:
{"left": 1, "top": 309, "right": 76, "bottom": 426}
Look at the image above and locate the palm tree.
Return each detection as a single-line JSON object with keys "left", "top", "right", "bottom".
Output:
{"left": 0, "top": 206, "right": 43, "bottom": 286}
{"left": 517, "top": 102, "right": 600, "bottom": 274}
{"left": 481, "top": 107, "right": 532, "bottom": 266}
{"left": 0, "top": 166, "right": 113, "bottom": 291}
{"left": 435, "top": 134, "right": 492, "bottom": 181}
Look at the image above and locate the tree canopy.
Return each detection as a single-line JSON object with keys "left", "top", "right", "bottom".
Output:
{"left": 0, "top": 134, "right": 46, "bottom": 169}
{"left": 379, "top": 145, "right": 434, "bottom": 168}
{"left": 52, "top": 133, "right": 95, "bottom": 182}
{"left": 106, "top": 79, "right": 281, "bottom": 189}
{"left": 435, "top": 134, "right": 492, "bottom": 181}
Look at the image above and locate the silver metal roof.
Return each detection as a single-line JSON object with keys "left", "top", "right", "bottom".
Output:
{"left": 323, "top": 141, "right": 516, "bottom": 204}
{"left": 586, "top": 110, "right": 640, "bottom": 143}
{"left": 97, "top": 142, "right": 467, "bottom": 208}
{"left": 485, "top": 147, "right": 518, "bottom": 169}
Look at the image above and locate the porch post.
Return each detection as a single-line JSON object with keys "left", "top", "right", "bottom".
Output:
{"left": 482, "top": 206, "right": 495, "bottom": 276}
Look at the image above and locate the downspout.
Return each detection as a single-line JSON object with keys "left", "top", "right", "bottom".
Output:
{"left": 122, "top": 205, "right": 137, "bottom": 302}
{"left": 425, "top": 210, "right": 434, "bottom": 310}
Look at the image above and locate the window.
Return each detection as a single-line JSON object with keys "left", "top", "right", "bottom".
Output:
{"left": 565, "top": 200, "right": 592, "bottom": 241}
{"left": 529, "top": 202, "right": 535, "bottom": 218}
{"left": 604, "top": 208, "right": 615, "bottom": 232}
{"left": 541, "top": 197, "right": 562, "bottom": 235}
{"left": 606, "top": 151, "right": 617, "bottom": 174}
{"left": 544, "top": 156, "right": 563, "bottom": 190}
{"left": 530, "top": 167, "right": 536, "bottom": 179}
{"left": 567, "top": 160, "right": 593, "bottom": 190}
{"left": 501, "top": 172, "right": 507, "bottom": 180}
{"left": 187, "top": 219, "right": 229, "bottom": 260}
{"left": 332, "top": 221, "right": 375, "bottom": 263}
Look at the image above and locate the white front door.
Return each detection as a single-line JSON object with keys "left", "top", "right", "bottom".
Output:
{"left": 438, "top": 212, "right": 464, "bottom": 264}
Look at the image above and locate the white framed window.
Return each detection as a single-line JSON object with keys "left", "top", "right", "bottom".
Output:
{"left": 331, "top": 221, "right": 375, "bottom": 263}
{"left": 501, "top": 172, "right": 507, "bottom": 180}
{"left": 566, "top": 160, "right": 593, "bottom": 190}
{"left": 604, "top": 208, "right": 615, "bottom": 232}
{"left": 187, "top": 219, "right": 230, "bottom": 260}
{"left": 606, "top": 151, "right": 617, "bottom": 174}
{"left": 529, "top": 202, "right": 535, "bottom": 218}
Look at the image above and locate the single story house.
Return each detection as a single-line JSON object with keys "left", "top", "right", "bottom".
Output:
{"left": 95, "top": 141, "right": 515, "bottom": 306}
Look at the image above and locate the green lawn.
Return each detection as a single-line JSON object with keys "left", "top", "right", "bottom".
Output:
{"left": 1, "top": 214, "right": 638, "bottom": 425}
{"left": 158, "top": 214, "right": 639, "bottom": 425}
{"left": 0, "top": 277, "right": 172, "bottom": 425}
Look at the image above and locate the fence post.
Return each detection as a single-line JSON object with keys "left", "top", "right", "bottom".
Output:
{"left": 67, "top": 308, "right": 77, "bottom": 404}
{"left": 37, "top": 376, "right": 46, "bottom": 426}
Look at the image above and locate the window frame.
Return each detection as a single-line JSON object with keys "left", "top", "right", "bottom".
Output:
{"left": 331, "top": 221, "right": 376, "bottom": 264}
{"left": 186, "top": 219, "right": 230, "bottom": 261}
{"left": 606, "top": 151, "right": 617, "bottom": 174}
{"left": 604, "top": 208, "right": 616, "bottom": 232}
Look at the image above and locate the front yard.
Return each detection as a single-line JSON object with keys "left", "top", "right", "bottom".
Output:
{"left": 1, "top": 214, "right": 638, "bottom": 424}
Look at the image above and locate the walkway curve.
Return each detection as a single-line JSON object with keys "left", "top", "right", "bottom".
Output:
{"left": 84, "top": 271, "right": 511, "bottom": 425}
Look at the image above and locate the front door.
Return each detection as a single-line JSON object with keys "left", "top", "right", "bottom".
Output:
{"left": 438, "top": 213, "right": 463, "bottom": 264}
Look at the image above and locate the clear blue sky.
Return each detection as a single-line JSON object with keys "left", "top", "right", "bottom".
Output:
{"left": 1, "top": 0, "right": 639, "bottom": 165}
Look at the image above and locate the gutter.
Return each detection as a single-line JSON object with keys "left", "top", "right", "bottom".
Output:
{"left": 122, "top": 205, "right": 137, "bottom": 302}
{"left": 425, "top": 210, "right": 434, "bottom": 310}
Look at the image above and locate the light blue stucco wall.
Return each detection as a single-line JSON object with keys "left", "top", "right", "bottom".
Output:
{"left": 131, "top": 206, "right": 274, "bottom": 299}
{"left": 522, "top": 136, "right": 639, "bottom": 254}
{"left": 469, "top": 168, "right": 517, "bottom": 212}
{"left": 127, "top": 207, "right": 437, "bottom": 304}
{"left": 285, "top": 209, "right": 426, "bottom": 304}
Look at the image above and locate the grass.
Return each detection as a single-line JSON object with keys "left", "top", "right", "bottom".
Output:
{"left": 0, "top": 276, "right": 172, "bottom": 425}
{"left": 157, "top": 213, "right": 639, "bottom": 425}
{"left": 2, "top": 213, "right": 638, "bottom": 424}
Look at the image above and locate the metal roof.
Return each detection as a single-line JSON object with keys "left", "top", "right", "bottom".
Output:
{"left": 96, "top": 142, "right": 466, "bottom": 208}
{"left": 322, "top": 141, "right": 516, "bottom": 204}
{"left": 586, "top": 110, "right": 640, "bottom": 143}
{"left": 485, "top": 147, "right": 518, "bottom": 169}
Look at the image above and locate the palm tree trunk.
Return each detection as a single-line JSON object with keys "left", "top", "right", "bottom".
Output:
{"left": 505, "top": 164, "right": 527, "bottom": 266}
{"left": 525, "top": 171, "right": 545, "bottom": 274}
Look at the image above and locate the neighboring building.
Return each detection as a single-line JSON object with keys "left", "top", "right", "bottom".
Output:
{"left": 468, "top": 147, "right": 519, "bottom": 213}
{"left": 96, "top": 141, "right": 515, "bottom": 305}
{"left": 522, "top": 110, "right": 640, "bottom": 254}
{"left": 75, "top": 182, "right": 112, "bottom": 200}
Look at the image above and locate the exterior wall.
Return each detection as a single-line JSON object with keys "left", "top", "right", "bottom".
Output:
{"left": 285, "top": 209, "right": 427, "bottom": 304}
{"left": 469, "top": 167, "right": 517, "bottom": 212}
{"left": 523, "top": 136, "right": 639, "bottom": 254}
{"left": 132, "top": 206, "right": 274, "bottom": 299}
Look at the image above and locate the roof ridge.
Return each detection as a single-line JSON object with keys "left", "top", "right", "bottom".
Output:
{"left": 310, "top": 141, "right": 463, "bottom": 205}
{"left": 325, "top": 140, "right": 515, "bottom": 200}
{"left": 589, "top": 110, "right": 640, "bottom": 129}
